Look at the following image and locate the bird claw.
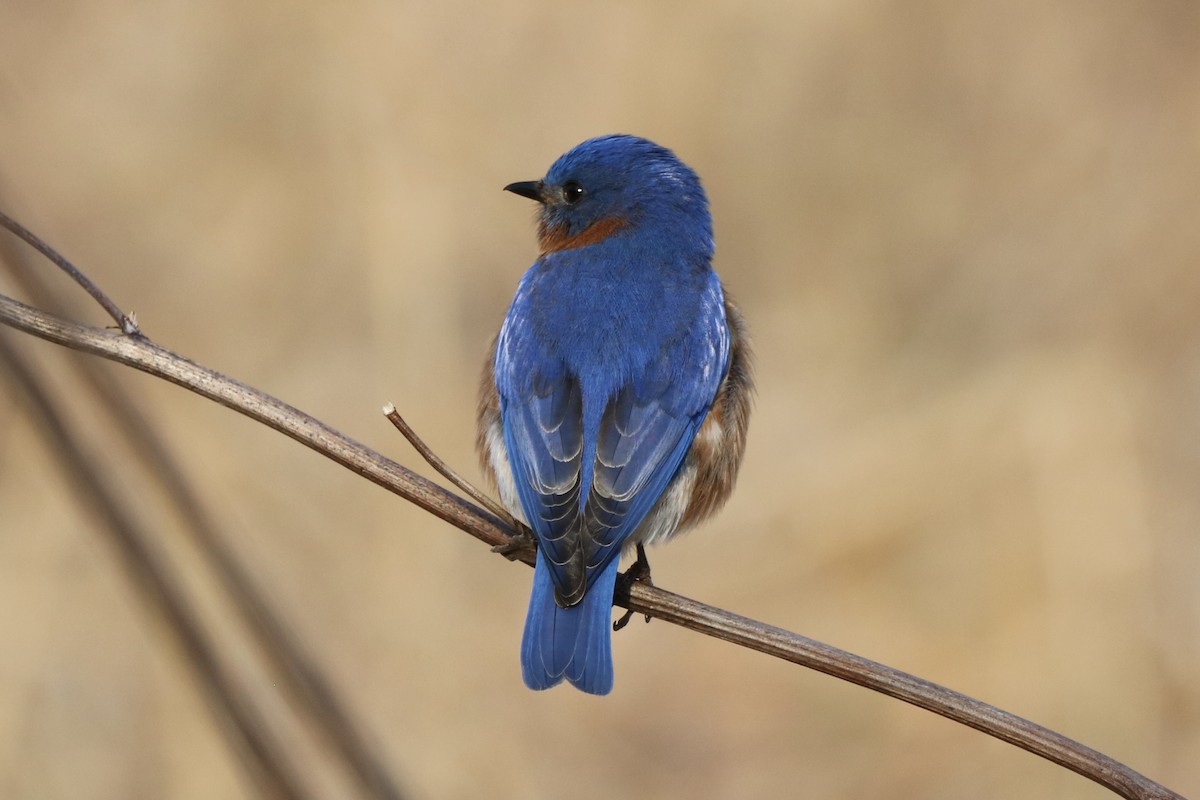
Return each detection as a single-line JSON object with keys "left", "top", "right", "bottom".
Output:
{"left": 613, "top": 544, "right": 654, "bottom": 631}
{"left": 613, "top": 609, "right": 650, "bottom": 631}
{"left": 492, "top": 525, "right": 537, "bottom": 561}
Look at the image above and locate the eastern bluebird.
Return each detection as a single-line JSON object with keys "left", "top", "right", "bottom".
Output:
{"left": 477, "top": 134, "right": 753, "bottom": 695}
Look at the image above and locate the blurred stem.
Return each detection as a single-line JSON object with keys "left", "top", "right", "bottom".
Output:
{"left": 1, "top": 236, "right": 408, "bottom": 800}
{"left": 0, "top": 330, "right": 312, "bottom": 800}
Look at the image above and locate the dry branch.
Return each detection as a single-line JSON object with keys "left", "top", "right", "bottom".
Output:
{"left": 0, "top": 213, "right": 1185, "bottom": 800}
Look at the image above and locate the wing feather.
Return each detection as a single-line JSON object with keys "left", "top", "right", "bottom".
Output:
{"left": 496, "top": 275, "right": 732, "bottom": 606}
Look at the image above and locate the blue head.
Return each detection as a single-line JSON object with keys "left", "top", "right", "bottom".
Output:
{"left": 505, "top": 134, "right": 713, "bottom": 259}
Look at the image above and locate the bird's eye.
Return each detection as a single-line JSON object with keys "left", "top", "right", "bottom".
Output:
{"left": 562, "top": 180, "right": 585, "bottom": 205}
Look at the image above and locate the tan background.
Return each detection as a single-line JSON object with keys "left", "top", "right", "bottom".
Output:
{"left": 1, "top": 2, "right": 1198, "bottom": 798}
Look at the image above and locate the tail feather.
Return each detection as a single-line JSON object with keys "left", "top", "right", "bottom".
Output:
{"left": 521, "top": 552, "right": 620, "bottom": 695}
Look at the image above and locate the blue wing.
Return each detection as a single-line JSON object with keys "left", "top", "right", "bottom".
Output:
{"left": 500, "top": 370, "right": 587, "bottom": 598}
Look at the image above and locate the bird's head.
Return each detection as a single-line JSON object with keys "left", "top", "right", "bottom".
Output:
{"left": 505, "top": 134, "right": 713, "bottom": 258}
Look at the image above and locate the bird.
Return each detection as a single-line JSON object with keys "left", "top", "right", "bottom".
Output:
{"left": 477, "top": 134, "right": 753, "bottom": 695}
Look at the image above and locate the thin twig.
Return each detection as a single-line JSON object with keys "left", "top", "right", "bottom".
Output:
{"left": 0, "top": 291, "right": 1182, "bottom": 800}
{"left": 0, "top": 210, "right": 140, "bottom": 335}
{"left": 0, "top": 332, "right": 310, "bottom": 800}
{"left": 383, "top": 402, "right": 518, "bottom": 527}
{"left": 0, "top": 237, "right": 408, "bottom": 800}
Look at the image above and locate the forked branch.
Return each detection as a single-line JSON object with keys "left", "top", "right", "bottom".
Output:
{"left": 0, "top": 213, "right": 1183, "bottom": 800}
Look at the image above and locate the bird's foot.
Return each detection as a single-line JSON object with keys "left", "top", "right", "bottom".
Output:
{"left": 613, "top": 544, "right": 654, "bottom": 631}
{"left": 491, "top": 524, "right": 537, "bottom": 562}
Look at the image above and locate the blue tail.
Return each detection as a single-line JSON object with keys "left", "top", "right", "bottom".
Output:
{"left": 521, "top": 552, "right": 620, "bottom": 695}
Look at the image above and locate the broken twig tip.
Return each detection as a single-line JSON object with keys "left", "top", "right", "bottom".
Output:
{"left": 383, "top": 404, "right": 519, "bottom": 528}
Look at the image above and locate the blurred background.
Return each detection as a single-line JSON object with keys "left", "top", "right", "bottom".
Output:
{"left": 1, "top": 1, "right": 1197, "bottom": 798}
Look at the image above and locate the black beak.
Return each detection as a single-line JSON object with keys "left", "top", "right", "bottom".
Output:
{"left": 504, "top": 180, "right": 545, "bottom": 203}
